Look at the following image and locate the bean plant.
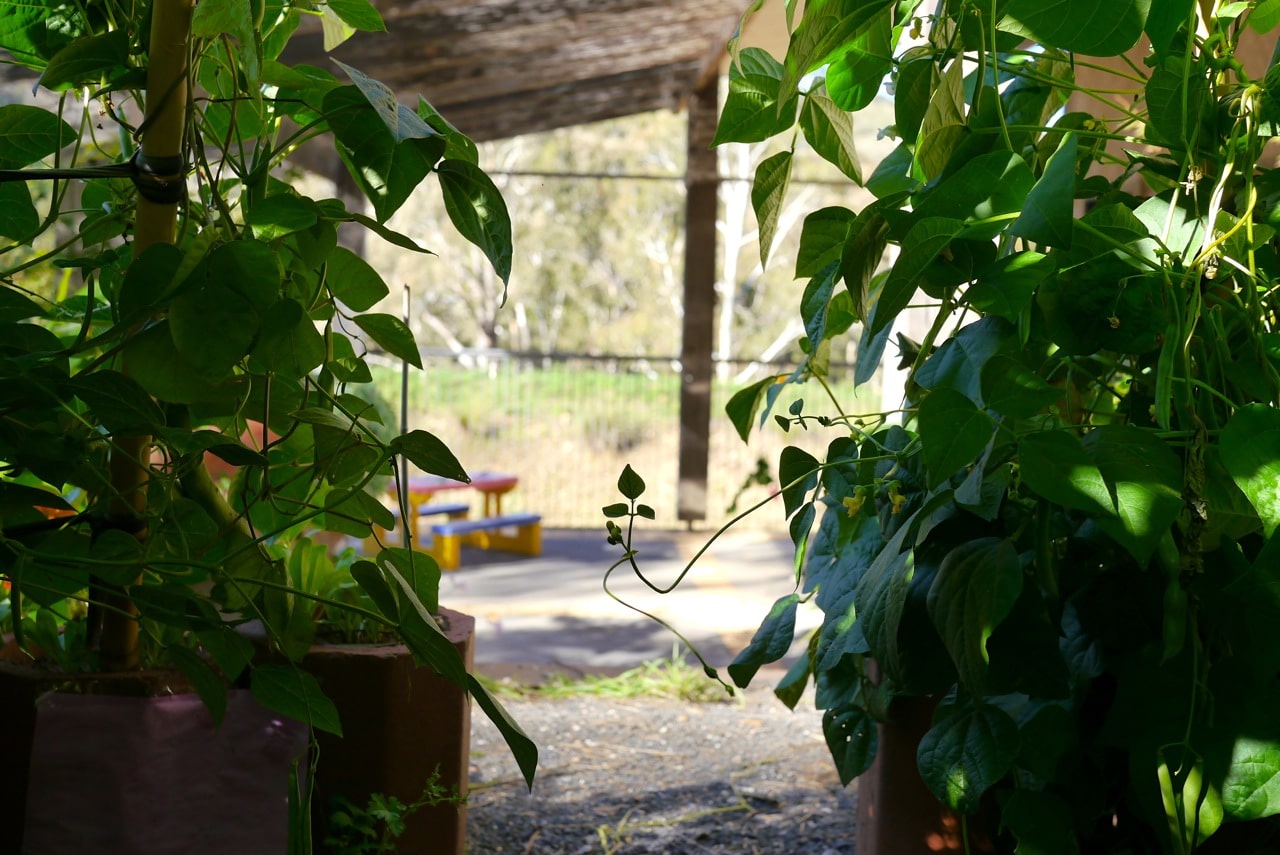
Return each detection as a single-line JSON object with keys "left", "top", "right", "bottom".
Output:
{"left": 609, "top": 0, "right": 1280, "bottom": 850}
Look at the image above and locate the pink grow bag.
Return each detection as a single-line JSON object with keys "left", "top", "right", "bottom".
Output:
{"left": 21, "top": 689, "right": 307, "bottom": 855}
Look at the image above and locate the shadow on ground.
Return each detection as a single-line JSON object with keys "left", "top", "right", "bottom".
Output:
{"left": 469, "top": 685, "right": 856, "bottom": 855}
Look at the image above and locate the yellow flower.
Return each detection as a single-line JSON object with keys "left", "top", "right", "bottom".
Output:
{"left": 842, "top": 493, "right": 866, "bottom": 517}
{"left": 888, "top": 483, "right": 908, "bottom": 515}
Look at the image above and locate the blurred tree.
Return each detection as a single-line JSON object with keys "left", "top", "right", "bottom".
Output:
{"left": 368, "top": 100, "right": 893, "bottom": 361}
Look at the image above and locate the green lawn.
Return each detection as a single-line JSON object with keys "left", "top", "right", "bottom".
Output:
{"left": 358, "top": 358, "right": 872, "bottom": 530}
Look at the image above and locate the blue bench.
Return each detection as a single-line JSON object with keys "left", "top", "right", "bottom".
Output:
{"left": 429, "top": 513, "right": 542, "bottom": 569}
{"left": 416, "top": 502, "right": 470, "bottom": 519}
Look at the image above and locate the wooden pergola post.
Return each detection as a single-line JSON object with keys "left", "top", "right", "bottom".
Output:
{"left": 677, "top": 74, "right": 719, "bottom": 524}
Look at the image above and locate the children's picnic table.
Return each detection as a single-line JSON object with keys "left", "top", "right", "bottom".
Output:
{"left": 377, "top": 472, "right": 541, "bottom": 569}
{"left": 403, "top": 471, "right": 520, "bottom": 518}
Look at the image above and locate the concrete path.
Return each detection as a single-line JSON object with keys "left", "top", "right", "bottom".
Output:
{"left": 436, "top": 528, "right": 818, "bottom": 677}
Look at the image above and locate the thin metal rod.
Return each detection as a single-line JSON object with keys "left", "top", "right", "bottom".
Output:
{"left": 400, "top": 284, "right": 411, "bottom": 550}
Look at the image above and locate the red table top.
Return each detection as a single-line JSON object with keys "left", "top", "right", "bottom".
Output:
{"left": 405, "top": 471, "right": 518, "bottom": 493}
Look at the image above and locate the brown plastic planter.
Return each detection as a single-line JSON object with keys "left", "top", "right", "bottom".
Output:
{"left": 303, "top": 607, "right": 475, "bottom": 855}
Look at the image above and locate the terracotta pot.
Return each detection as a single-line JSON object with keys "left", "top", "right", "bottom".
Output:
{"left": 0, "top": 662, "right": 306, "bottom": 854}
{"left": 302, "top": 607, "right": 475, "bottom": 855}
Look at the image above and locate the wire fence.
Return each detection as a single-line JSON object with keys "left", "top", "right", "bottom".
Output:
{"left": 365, "top": 350, "right": 880, "bottom": 532}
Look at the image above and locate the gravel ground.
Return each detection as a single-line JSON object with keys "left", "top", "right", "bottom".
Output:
{"left": 467, "top": 682, "right": 858, "bottom": 854}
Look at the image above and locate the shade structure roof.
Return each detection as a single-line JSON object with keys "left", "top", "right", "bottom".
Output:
{"left": 285, "top": 0, "right": 752, "bottom": 143}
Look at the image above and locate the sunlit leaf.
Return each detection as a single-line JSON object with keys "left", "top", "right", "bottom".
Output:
{"left": 0, "top": 4, "right": 51, "bottom": 68}
{"left": 1249, "top": 0, "right": 1280, "bottom": 32}
{"left": 911, "top": 151, "right": 1034, "bottom": 239}
{"left": 438, "top": 159, "right": 513, "bottom": 288}
{"left": 713, "top": 47, "right": 798, "bottom": 145}
{"left": 325, "top": 0, "right": 385, "bottom": 32}
{"left": 191, "top": 0, "right": 260, "bottom": 83}
{"left": 963, "top": 251, "right": 1052, "bottom": 323}
{"left": 913, "top": 59, "right": 966, "bottom": 181}
{"left": 1018, "top": 431, "right": 1113, "bottom": 516}
{"left": 1222, "top": 737, "right": 1280, "bottom": 820}
{"left": 325, "top": 86, "right": 445, "bottom": 222}
{"left": 1081, "top": 425, "right": 1183, "bottom": 564}
{"left": 417, "top": 96, "right": 478, "bottom": 164}
{"left": 780, "top": 0, "right": 895, "bottom": 108}
{"left": 333, "top": 60, "right": 434, "bottom": 142}
{"left": 824, "top": 5, "right": 893, "bottom": 112}
{"left": 319, "top": 5, "right": 356, "bottom": 50}
{"left": 917, "top": 696, "right": 1019, "bottom": 813}
{"left": 379, "top": 547, "right": 441, "bottom": 615}
{"left": 800, "top": 89, "right": 862, "bottom": 183}
{"left": 1221, "top": 405, "right": 1280, "bottom": 537}
{"left": 752, "top": 151, "right": 794, "bottom": 268}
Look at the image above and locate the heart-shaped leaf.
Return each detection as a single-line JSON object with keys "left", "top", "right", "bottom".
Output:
{"left": 251, "top": 664, "right": 342, "bottom": 736}
{"left": 391, "top": 430, "right": 468, "bottom": 482}
{"left": 438, "top": 159, "right": 513, "bottom": 288}
{"left": 926, "top": 538, "right": 1023, "bottom": 692}
{"left": 918, "top": 388, "right": 993, "bottom": 488}
{"left": 1018, "top": 431, "right": 1113, "bottom": 516}
{"left": 728, "top": 594, "right": 801, "bottom": 688}
{"left": 824, "top": 703, "right": 878, "bottom": 785}
{"left": 917, "top": 697, "right": 1019, "bottom": 813}
{"left": 1220, "top": 405, "right": 1280, "bottom": 537}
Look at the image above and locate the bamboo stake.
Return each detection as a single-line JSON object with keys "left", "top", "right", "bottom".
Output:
{"left": 101, "top": 0, "right": 194, "bottom": 670}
